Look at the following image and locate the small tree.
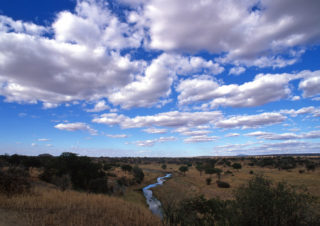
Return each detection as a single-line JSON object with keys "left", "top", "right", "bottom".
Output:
{"left": 121, "top": 164, "right": 132, "bottom": 174}
{"left": 306, "top": 162, "right": 316, "bottom": 172}
{"left": 179, "top": 166, "right": 188, "bottom": 175}
{"left": 232, "top": 163, "right": 242, "bottom": 171}
{"left": 132, "top": 166, "right": 144, "bottom": 184}
{"left": 206, "top": 178, "right": 212, "bottom": 185}
{"left": 196, "top": 164, "right": 204, "bottom": 176}
{"left": 161, "top": 164, "right": 167, "bottom": 170}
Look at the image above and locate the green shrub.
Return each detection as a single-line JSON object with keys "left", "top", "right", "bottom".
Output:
{"left": 0, "top": 167, "right": 31, "bottom": 196}
{"left": 232, "top": 175, "right": 319, "bottom": 226}
{"left": 216, "top": 180, "right": 230, "bottom": 188}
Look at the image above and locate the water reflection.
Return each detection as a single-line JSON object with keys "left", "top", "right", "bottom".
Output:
{"left": 142, "top": 173, "right": 171, "bottom": 218}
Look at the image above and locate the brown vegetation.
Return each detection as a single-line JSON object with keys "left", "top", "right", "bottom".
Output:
{"left": 0, "top": 186, "right": 161, "bottom": 226}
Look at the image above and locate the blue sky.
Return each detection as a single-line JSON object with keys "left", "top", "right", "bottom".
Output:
{"left": 0, "top": 0, "right": 320, "bottom": 157}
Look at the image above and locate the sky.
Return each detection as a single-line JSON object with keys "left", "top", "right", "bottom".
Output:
{"left": 0, "top": 0, "right": 320, "bottom": 157}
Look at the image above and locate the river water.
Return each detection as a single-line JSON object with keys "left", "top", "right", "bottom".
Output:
{"left": 142, "top": 173, "right": 171, "bottom": 218}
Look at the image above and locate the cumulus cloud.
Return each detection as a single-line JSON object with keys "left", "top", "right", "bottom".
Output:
{"left": 246, "top": 130, "right": 320, "bottom": 140}
{"left": 215, "top": 113, "right": 286, "bottom": 129}
{"left": 92, "top": 111, "right": 222, "bottom": 129}
{"left": 229, "top": 66, "right": 246, "bottom": 75}
{"left": 105, "top": 134, "right": 128, "bottom": 138}
{"left": 139, "top": 0, "right": 320, "bottom": 66}
{"left": 299, "top": 72, "right": 320, "bottom": 97}
{"left": 184, "top": 135, "right": 218, "bottom": 143}
{"left": 0, "top": 15, "right": 47, "bottom": 35}
{"left": 86, "top": 100, "right": 109, "bottom": 112}
{"left": 280, "top": 106, "right": 320, "bottom": 117}
{"left": 0, "top": 0, "right": 146, "bottom": 108}
{"left": 291, "top": 96, "right": 300, "bottom": 101}
{"left": 54, "top": 122, "right": 97, "bottom": 135}
{"left": 108, "top": 53, "right": 223, "bottom": 109}
{"left": 134, "top": 136, "right": 176, "bottom": 147}
{"left": 143, "top": 127, "right": 167, "bottom": 134}
{"left": 177, "top": 70, "right": 320, "bottom": 108}
{"left": 225, "top": 133, "right": 240, "bottom": 137}
{"left": 214, "top": 140, "right": 320, "bottom": 155}
{"left": 177, "top": 72, "right": 292, "bottom": 107}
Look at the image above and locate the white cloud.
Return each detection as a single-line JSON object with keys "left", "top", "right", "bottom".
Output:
{"left": 299, "top": 72, "right": 320, "bottom": 97}
{"left": 184, "top": 135, "right": 218, "bottom": 143}
{"left": 229, "top": 66, "right": 246, "bottom": 75}
{"left": 0, "top": 1, "right": 146, "bottom": 108}
{"left": 53, "top": 0, "right": 142, "bottom": 49}
{"left": 180, "top": 130, "right": 211, "bottom": 136}
{"left": 0, "top": 32, "right": 144, "bottom": 106}
{"left": 138, "top": 0, "right": 320, "bottom": 67}
{"left": 143, "top": 127, "right": 167, "bottom": 134}
{"left": 291, "top": 96, "right": 300, "bottom": 101}
{"left": 93, "top": 110, "right": 223, "bottom": 129}
{"left": 0, "top": 15, "right": 48, "bottom": 35}
{"left": 108, "top": 53, "right": 223, "bottom": 109}
{"left": 246, "top": 130, "right": 320, "bottom": 140}
{"left": 216, "top": 112, "right": 286, "bottom": 129}
{"left": 86, "top": 100, "right": 109, "bottom": 112}
{"left": 177, "top": 72, "right": 292, "bottom": 107}
{"left": 134, "top": 136, "right": 176, "bottom": 147}
{"left": 214, "top": 140, "right": 320, "bottom": 155}
{"left": 38, "top": 138, "right": 50, "bottom": 142}
{"left": 225, "top": 133, "right": 240, "bottom": 137}
{"left": 105, "top": 134, "right": 128, "bottom": 138}
{"left": 54, "top": 122, "right": 97, "bottom": 135}
{"left": 280, "top": 106, "right": 320, "bottom": 117}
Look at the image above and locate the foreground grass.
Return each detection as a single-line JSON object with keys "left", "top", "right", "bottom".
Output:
{"left": 0, "top": 186, "right": 161, "bottom": 226}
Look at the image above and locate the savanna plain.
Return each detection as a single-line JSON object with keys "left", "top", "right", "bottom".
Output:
{"left": 0, "top": 153, "right": 319, "bottom": 226}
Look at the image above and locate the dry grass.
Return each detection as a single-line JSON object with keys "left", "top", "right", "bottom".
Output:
{"left": 150, "top": 162, "right": 320, "bottom": 203}
{"left": 0, "top": 186, "right": 161, "bottom": 226}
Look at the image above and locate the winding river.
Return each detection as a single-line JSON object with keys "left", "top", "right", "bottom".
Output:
{"left": 142, "top": 173, "right": 171, "bottom": 218}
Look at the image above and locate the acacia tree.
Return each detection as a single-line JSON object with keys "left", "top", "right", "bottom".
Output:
{"left": 179, "top": 166, "right": 188, "bottom": 175}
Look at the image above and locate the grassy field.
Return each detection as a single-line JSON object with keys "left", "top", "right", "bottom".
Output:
{"left": 0, "top": 183, "right": 161, "bottom": 226}
{"left": 150, "top": 161, "right": 320, "bottom": 204}
{"left": 1, "top": 155, "right": 319, "bottom": 225}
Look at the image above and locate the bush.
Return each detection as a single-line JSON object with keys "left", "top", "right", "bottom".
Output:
{"left": 306, "top": 163, "right": 316, "bottom": 171}
{"left": 216, "top": 180, "right": 230, "bottom": 188}
{"left": 88, "top": 178, "right": 109, "bottom": 194}
{"left": 0, "top": 167, "right": 31, "bottom": 196}
{"left": 206, "top": 178, "right": 212, "bottom": 185}
{"left": 132, "top": 166, "right": 144, "bottom": 184}
{"left": 249, "top": 170, "right": 254, "bottom": 174}
{"left": 163, "top": 196, "right": 228, "bottom": 226}
{"left": 232, "top": 163, "right": 242, "bottom": 170}
{"left": 232, "top": 175, "right": 319, "bottom": 226}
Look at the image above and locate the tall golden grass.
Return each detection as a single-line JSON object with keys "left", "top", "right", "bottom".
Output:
{"left": 0, "top": 186, "right": 161, "bottom": 226}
